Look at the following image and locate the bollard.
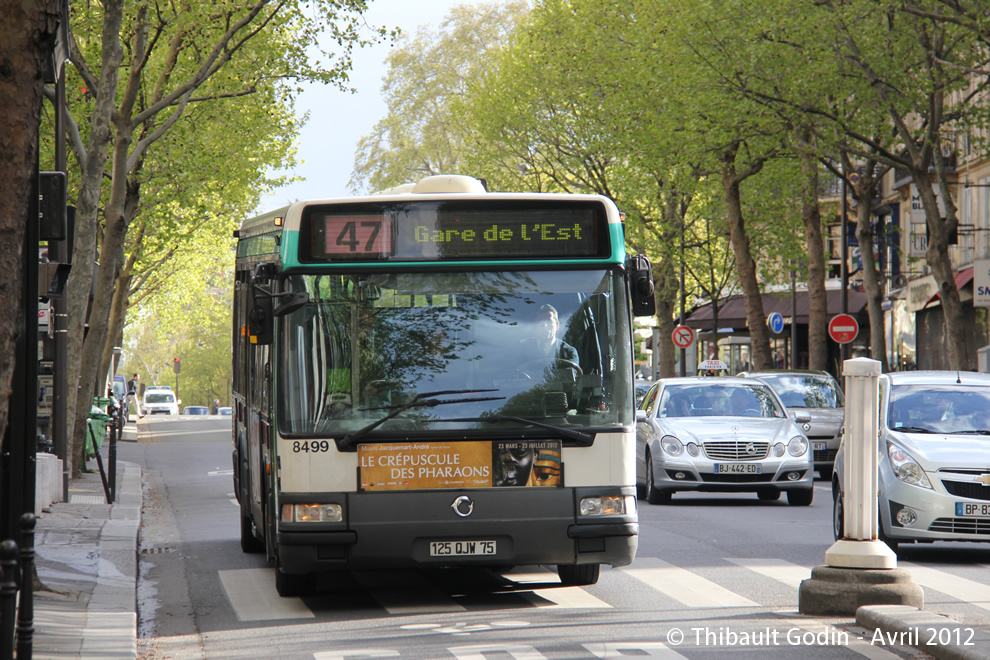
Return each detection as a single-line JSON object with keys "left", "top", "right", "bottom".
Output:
{"left": 108, "top": 398, "right": 119, "bottom": 503}
{"left": 0, "top": 539, "right": 18, "bottom": 660}
{"left": 17, "top": 513, "right": 35, "bottom": 660}
{"left": 824, "top": 357, "right": 896, "bottom": 569}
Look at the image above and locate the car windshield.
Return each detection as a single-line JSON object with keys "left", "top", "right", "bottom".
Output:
{"left": 755, "top": 374, "right": 844, "bottom": 409}
{"left": 276, "top": 269, "right": 634, "bottom": 436}
{"left": 658, "top": 383, "right": 785, "bottom": 418}
{"left": 146, "top": 393, "right": 175, "bottom": 404}
{"left": 888, "top": 384, "right": 990, "bottom": 433}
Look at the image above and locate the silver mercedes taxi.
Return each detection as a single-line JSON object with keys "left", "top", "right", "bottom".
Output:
{"left": 832, "top": 370, "right": 990, "bottom": 552}
{"left": 636, "top": 362, "right": 814, "bottom": 506}
{"left": 738, "top": 369, "right": 845, "bottom": 480}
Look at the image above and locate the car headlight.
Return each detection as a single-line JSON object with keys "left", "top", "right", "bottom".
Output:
{"left": 661, "top": 435, "right": 684, "bottom": 456}
{"left": 281, "top": 503, "right": 343, "bottom": 523}
{"left": 686, "top": 442, "right": 700, "bottom": 457}
{"left": 886, "top": 440, "right": 932, "bottom": 489}
{"left": 772, "top": 443, "right": 785, "bottom": 457}
{"left": 580, "top": 495, "right": 636, "bottom": 516}
{"left": 787, "top": 436, "right": 809, "bottom": 457}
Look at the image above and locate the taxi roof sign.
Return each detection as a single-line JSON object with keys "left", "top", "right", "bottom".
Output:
{"left": 698, "top": 359, "right": 729, "bottom": 375}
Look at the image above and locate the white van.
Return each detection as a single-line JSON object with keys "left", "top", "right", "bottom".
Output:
{"left": 143, "top": 388, "right": 180, "bottom": 415}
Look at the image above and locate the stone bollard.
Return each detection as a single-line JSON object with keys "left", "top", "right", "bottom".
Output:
{"left": 799, "top": 358, "right": 922, "bottom": 615}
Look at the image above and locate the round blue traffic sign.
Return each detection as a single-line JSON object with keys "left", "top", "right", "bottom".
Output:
{"left": 767, "top": 312, "right": 785, "bottom": 334}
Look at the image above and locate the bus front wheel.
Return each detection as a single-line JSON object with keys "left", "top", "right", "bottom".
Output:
{"left": 557, "top": 563, "right": 600, "bottom": 586}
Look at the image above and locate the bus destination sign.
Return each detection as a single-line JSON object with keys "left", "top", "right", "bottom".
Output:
{"left": 307, "top": 201, "right": 605, "bottom": 262}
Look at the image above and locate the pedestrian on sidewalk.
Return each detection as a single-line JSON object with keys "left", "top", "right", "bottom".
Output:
{"left": 127, "top": 373, "right": 144, "bottom": 418}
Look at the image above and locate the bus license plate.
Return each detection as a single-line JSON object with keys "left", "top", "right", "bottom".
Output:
{"left": 955, "top": 502, "right": 990, "bottom": 517}
{"left": 714, "top": 463, "right": 761, "bottom": 474}
{"left": 430, "top": 540, "right": 496, "bottom": 557}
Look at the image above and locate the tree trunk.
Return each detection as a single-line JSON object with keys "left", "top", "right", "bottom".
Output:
{"left": 0, "top": 0, "right": 60, "bottom": 441}
{"left": 721, "top": 154, "right": 771, "bottom": 370}
{"left": 851, "top": 177, "right": 889, "bottom": 371}
{"left": 654, "top": 260, "right": 678, "bottom": 379}
{"left": 797, "top": 143, "right": 828, "bottom": 371}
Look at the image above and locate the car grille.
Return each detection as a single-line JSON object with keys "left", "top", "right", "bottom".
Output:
{"left": 941, "top": 481, "right": 990, "bottom": 502}
{"left": 703, "top": 441, "right": 769, "bottom": 461}
{"left": 699, "top": 473, "right": 769, "bottom": 483}
{"left": 928, "top": 518, "right": 990, "bottom": 536}
{"left": 814, "top": 448, "right": 838, "bottom": 463}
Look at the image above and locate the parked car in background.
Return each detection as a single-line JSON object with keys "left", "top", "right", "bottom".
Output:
{"left": 635, "top": 380, "right": 653, "bottom": 408}
{"left": 217, "top": 406, "right": 232, "bottom": 416}
{"left": 182, "top": 406, "right": 210, "bottom": 415}
{"left": 832, "top": 371, "right": 990, "bottom": 552}
{"left": 738, "top": 369, "right": 845, "bottom": 480}
{"left": 143, "top": 388, "right": 180, "bottom": 415}
{"left": 112, "top": 374, "right": 130, "bottom": 419}
{"left": 636, "top": 366, "right": 815, "bottom": 506}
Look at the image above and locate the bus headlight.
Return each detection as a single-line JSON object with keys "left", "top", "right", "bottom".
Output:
{"left": 281, "top": 503, "right": 343, "bottom": 523}
{"left": 580, "top": 495, "right": 635, "bottom": 517}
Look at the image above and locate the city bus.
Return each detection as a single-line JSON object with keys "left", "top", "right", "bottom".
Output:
{"left": 231, "top": 175, "right": 656, "bottom": 596}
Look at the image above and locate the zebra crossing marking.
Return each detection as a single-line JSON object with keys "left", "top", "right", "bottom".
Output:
{"left": 900, "top": 561, "right": 990, "bottom": 611}
{"left": 218, "top": 568, "right": 314, "bottom": 621}
{"left": 504, "top": 567, "right": 611, "bottom": 609}
{"left": 622, "top": 557, "right": 758, "bottom": 608}
{"left": 725, "top": 557, "right": 810, "bottom": 589}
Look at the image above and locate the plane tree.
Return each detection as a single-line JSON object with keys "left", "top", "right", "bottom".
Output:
{"left": 54, "top": 0, "right": 390, "bottom": 475}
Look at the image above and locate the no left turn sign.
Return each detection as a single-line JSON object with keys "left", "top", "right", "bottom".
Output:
{"left": 672, "top": 325, "right": 695, "bottom": 349}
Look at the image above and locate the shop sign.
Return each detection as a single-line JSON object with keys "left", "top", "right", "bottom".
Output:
{"left": 975, "top": 259, "right": 990, "bottom": 308}
{"left": 905, "top": 274, "right": 937, "bottom": 312}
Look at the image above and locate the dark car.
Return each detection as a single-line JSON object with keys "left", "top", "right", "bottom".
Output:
{"left": 182, "top": 406, "right": 210, "bottom": 415}
{"left": 738, "top": 369, "right": 844, "bottom": 480}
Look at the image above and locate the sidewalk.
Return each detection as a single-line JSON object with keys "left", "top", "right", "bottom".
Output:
{"left": 24, "top": 421, "right": 990, "bottom": 659}
{"left": 32, "top": 423, "right": 141, "bottom": 660}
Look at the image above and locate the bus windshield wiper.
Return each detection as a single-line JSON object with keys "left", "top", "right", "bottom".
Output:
{"left": 339, "top": 389, "right": 503, "bottom": 450}
{"left": 445, "top": 415, "right": 594, "bottom": 444}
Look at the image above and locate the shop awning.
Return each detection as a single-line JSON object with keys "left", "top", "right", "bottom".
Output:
{"left": 682, "top": 289, "right": 870, "bottom": 331}
{"left": 923, "top": 266, "right": 974, "bottom": 308}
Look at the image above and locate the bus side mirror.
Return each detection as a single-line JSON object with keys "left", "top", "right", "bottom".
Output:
{"left": 248, "top": 280, "right": 274, "bottom": 345}
{"left": 627, "top": 254, "right": 656, "bottom": 317}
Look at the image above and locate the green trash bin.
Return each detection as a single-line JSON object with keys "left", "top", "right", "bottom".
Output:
{"left": 86, "top": 397, "right": 114, "bottom": 459}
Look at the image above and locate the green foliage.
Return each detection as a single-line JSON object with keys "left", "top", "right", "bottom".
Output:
{"left": 350, "top": 1, "right": 529, "bottom": 193}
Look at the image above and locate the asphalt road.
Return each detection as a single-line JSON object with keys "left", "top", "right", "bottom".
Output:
{"left": 118, "top": 417, "right": 989, "bottom": 659}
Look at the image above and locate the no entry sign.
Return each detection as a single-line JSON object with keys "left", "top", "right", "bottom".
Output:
{"left": 672, "top": 325, "right": 696, "bottom": 349}
{"left": 828, "top": 314, "right": 859, "bottom": 344}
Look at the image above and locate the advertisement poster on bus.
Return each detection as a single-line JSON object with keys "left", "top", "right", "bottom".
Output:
{"left": 358, "top": 440, "right": 562, "bottom": 490}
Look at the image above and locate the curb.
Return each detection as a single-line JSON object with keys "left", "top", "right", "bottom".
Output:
{"left": 857, "top": 605, "right": 990, "bottom": 660}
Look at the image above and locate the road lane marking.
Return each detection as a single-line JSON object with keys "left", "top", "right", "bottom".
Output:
{"left": 354, "top": 570, "right": 467, "bottom": 615}
{"left": 218, "top": 568, "right": 314, "bottom": 621}
{"left": 900, "top": 561, "right": 990, "bottom": 611}
{"left": 622, "top": 557, "right": 758, "bottom": 608}
{"left": 726, "top": 557, "right": 810, "bottom": 590}
{"left": 504, "top": 567, "right": 611, "bottom": 609}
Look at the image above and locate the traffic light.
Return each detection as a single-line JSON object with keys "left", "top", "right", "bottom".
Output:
{"left": 173, "top": 357, "right": 181, "bottom": 374}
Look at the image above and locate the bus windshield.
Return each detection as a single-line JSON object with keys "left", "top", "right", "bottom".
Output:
{"left": 277, "top": 269, "right": 634, "bottom": 438}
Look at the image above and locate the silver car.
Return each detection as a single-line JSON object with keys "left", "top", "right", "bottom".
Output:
{"left": 738, "top": 370, "right": 845, "bottom": 480}
{"left": 636, "top": 376, "right": 815, "bottom": 505}
{"left": 832, "top": 371, "right": 990, "bottom": 552}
